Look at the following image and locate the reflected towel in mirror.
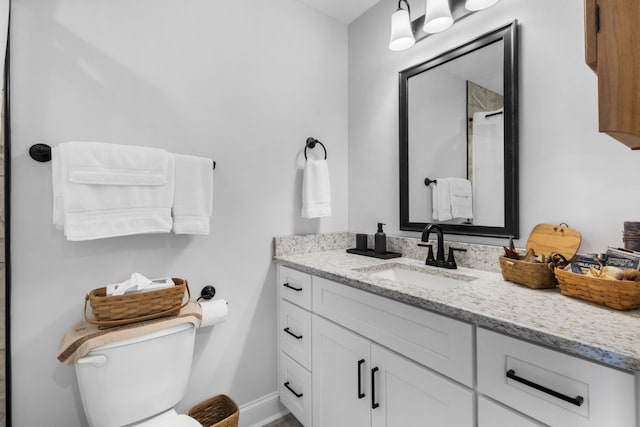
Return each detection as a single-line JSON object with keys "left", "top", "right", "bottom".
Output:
{"left": 472, "top": 108, "right": 504, "bottom": 227}
{"left": 432, "top": 177, "right": 473, "bottom": 221}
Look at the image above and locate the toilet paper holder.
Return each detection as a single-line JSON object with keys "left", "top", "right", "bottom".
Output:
{"left": 198, "top": 285, "right": 216, "bottom": 302}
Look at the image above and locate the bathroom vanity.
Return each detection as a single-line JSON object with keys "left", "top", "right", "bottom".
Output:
{"left": 274, "top": 239, "right": 640, "bottom": 427}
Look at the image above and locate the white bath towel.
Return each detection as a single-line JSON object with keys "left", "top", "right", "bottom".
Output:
{"left": 472, "top": 109, "right": 504, "bottom": 227}
{"left": 172, "top": 154, "right": 213, "bottom": 234}
{"left": 52, "top": 141, "right": 175, "bottom": 241}
{"left": 302, "top": 158, "right": 332, "bottom": 219}
{"left": 449, "top": 178, "right": 473, "bottom": 219}
{"left": 432, "top": 179, "right": 452, "bottom": 221}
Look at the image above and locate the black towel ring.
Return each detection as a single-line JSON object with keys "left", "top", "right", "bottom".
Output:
{"left": 304, "top": 137, "right": 327, "bottom": 160}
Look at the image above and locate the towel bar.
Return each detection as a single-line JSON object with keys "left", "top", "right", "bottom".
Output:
{"left": 28, "top": 144, "right": 216, "bottom": 169}
{"left": 424, "top": 177, "right": 437, "bottom": 186}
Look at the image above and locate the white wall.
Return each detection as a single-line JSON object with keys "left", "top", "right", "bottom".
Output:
{"left": 349, "top": 0, "right": 640, "bottom": 251}
{"left": 9, "top": 0, "right": 347, "bottom": 425}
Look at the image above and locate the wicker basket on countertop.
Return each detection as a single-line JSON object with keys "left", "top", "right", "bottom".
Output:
{"left": 555, "top": 267, "right": 640, "bottom": 310}
{"left": 189, "top": 394, "right": 239, "bottom": 427}
{"left": 83, "top": 278, "right": 190, "bottom": 329}
{"left": 499, "top": 224, "right": 581, "bottom": 289}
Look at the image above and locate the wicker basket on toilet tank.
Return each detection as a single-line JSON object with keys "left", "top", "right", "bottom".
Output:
{"left": 84, "top": 277, "right": 190, "bottom": 329}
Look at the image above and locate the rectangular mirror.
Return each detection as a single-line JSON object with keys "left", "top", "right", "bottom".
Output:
{"left": 399, "top": 21, "right": 518, "bottom": 238}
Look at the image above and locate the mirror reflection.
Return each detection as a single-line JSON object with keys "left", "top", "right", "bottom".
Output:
{"left": 400, "top": 22, "right": 518, "bottom": 238}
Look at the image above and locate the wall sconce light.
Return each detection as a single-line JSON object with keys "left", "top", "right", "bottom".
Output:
{"left": 424, "top": 0, "right": 454, "bottom": 33}
{"left": 389, "top": 0, "right": 501, "bottom": 51}
{"left": 389, "top": 0, "right": 415, "bottom": 51}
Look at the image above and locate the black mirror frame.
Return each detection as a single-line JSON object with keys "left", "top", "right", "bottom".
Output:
{"left": 399, "top": 21, "right": 519, "bottom": 239}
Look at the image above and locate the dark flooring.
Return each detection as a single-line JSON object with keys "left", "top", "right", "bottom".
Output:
{"left": 263, "top": 413, "right": 303, "bottom": 427}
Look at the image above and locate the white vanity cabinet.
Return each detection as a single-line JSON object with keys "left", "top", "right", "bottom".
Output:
{"left": 477, "top": 328, "right": 637, "bottom": 427}
{"left": 277, "top": 264, "right": 639, "bottom": 426}
{"left": 277, "top": 265, "right": 474, "bottom": 427}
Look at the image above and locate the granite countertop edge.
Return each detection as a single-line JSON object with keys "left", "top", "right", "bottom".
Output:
{"left": 275, "top": 252, "right": 640, "bottom": 373}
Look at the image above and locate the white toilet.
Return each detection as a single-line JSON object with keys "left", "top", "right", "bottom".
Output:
{"left": 75, "top": 322, "right": 203, "bottom": 427}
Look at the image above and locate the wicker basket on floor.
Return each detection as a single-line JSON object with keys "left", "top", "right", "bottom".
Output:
{"left": 84, "top": 278, "right": 190, "bottom": 329}
{"left": 555, "top": 267, "right": 640, "bottom": 310}
{"left": 188, "top": 394, "right": 239, "bottom": 427}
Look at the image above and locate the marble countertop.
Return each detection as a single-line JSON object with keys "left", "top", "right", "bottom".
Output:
{"left": 275, "top": 249, "right": 640, "bottom": 373}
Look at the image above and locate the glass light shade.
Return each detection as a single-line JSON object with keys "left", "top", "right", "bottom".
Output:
{"left": 465, "top": 0, "right": 500, "bottom": 11}
{"left": 423, "top": 0, "right": 453, "bottom": 33}
{"left": 389, "top": 8, "right": 415, "bottom": 51}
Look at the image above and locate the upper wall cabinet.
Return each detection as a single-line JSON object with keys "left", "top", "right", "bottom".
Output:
{"left": 585, "top": 0, "right": 640, "bottom": 149}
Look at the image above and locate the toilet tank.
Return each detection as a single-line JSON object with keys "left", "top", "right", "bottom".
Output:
{"left": 75, "top": 323, "right": 196, "bottom": 427}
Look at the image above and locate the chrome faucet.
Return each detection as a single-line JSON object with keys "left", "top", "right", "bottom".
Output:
{"left": 418, "top": 224, "right": 466, "bottom": 269}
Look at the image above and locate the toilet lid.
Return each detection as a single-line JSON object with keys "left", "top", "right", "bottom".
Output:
{"left": 135, "top": 413, "right": 202, "bottom": 427}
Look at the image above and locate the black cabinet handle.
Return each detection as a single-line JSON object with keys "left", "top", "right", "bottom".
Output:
{"left": 283, "top": 327, "right": 303, "bottom": 340}
{"left": 371, "top": 367, "right": 380, "bottom": 409}
{"left": 284, "top": 381, "right": 303, "bottom": 398}
{"left": 506, "top": 369, "right": 584, "bottom": 407}
{"left": 357, "top": 359, "right": 365, "bottom": 399}
{"left": 283, "top": 282, "right": 303, "bottom": 292}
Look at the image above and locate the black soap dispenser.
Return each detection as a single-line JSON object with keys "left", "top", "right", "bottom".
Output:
{"left": 375, "top": 223, "right": 387, "bottom": 254}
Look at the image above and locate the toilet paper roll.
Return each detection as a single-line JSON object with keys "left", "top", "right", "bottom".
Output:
{"left": 199, "top": 299, "right": 228, "bottom": 328}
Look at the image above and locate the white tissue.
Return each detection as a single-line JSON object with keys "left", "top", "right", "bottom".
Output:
{"left": 106, "top": 273, "right": 173, "bottom": 296}
{"left": 199, "top": 299, "right": 228, "bottom": 328}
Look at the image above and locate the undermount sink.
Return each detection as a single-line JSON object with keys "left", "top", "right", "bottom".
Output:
{"left": 358, "top": 263, "right": 477, "bottom": 291}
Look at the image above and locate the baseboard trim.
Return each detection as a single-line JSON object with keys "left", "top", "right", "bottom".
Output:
{"left": 238, "top": 391, "right": 289, "bottom": 427}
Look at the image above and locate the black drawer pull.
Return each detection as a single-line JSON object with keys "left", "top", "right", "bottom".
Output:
{"left": 283, "top": 282, "right": 303, "bottom": 292}
{"left": 506, "top": 369, "right": 584, "bottom": 407}
{"left": 284, "top": 327, "right": 303, "bottom": 340}
{"left": 357, "top": 359, "right": 365, "bottom": 399}
{"left": 284, "top": 381, "right": 303, "bottom": 398}
{"left": 371, "top": 367, "right": 380, "bottom": 409}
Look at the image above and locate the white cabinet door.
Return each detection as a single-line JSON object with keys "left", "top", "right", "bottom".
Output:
{"left": 312, "top": 316, "right": 371, "bottom": 427}
{"left": 370, "top": 343, "right": 473, "bottom": 427}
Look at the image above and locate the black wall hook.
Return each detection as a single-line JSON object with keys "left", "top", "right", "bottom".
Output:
{"left": 304, "top": 137, "right": 327, "bottom": 160}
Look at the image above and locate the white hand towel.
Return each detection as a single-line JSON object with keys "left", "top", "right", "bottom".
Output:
{"left": 302, "top": 158, "right": 332, "bottom": 219}
{"left": 53, "top": 141, "right": 175, "bottom": 241}
{"left": 449, "top": 178, "right": 473, "bottom": 219}
{"left": 172, "top": 154, "right": 213, "bottom": 234}
{"left": 432, "top": 179, "right": 452, "bottom": 222}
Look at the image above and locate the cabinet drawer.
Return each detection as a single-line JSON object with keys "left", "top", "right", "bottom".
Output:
{"left": 478, "top": 396, "right": 543, "bottom": 427}
{"left": 477, "top": 328, "right": 636, "bottom": 427}
{"left": 279, "top": 352, "right": 312, "bottom": 427}
{"left": 313, "top": 276, "right": 473, "bottom": 386}
{"left": 278, "top": 266, "right": 312, "bottom": 310}
{"left": 280, "top": 299, "right": 312, "bottom": 370}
